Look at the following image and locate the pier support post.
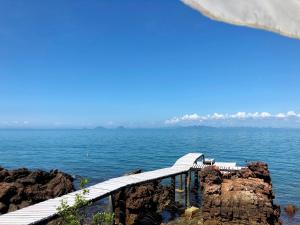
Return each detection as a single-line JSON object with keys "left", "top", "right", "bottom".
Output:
{"left": 193, "top": 170, "right": 200, "bottom": 207}
{"left": 184, "top": 173, "right": 187, "bottom": 207}
{"left": 108, "top": 194, "right": 115, "bottom": 212}
{"left": 176, "top": 174, "right": 184, "bottom": 193}
{"left": 194, "top": 170, "right": 199, "bottom": 190}
{"left": 171, "top": 176, "right": 176, "bottom": 202}
{"left": 118, "top": 188, "right": 126, "bottom": 225}
{"left": 187, "top": 171, "right": 191, "bottom": 207}
{"left": 184, "top": 172, "right": 191, "bottom": 207}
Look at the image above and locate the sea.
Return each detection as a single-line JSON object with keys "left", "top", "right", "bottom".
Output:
{"left": 0, "top": 127, "right": 299, "bottom": 224}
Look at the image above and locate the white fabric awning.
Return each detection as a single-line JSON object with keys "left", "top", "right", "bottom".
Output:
{"left": 182, "top": 0, "right": 300, "bottom": 40}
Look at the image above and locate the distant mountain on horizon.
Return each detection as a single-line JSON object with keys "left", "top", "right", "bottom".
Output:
{"left": 94, "top": 126, "right": 107, "bottom": 130}
{"left": 94, "top": 125, "right": 127, "bottom": 130}
{"left": 1, "top": 125, "right": 300, "bottom": 130}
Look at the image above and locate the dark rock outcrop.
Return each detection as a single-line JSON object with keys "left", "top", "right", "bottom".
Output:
{"left": 113, "top": 170, "right": 176, "bottom": 225}
{"left": 284, "top": 204, "right": 297, "bottom": 217}
{"left": 200, "top": 163, "right": 281, "bottom": 225}
{"left": 0, "top": 167, "right": 74, "bottom": 214}
{"left": 114, "top": 181, "right": 174, "bottom": 225}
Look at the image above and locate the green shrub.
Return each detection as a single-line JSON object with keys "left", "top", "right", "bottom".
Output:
{"left": 92, "top": 212, "right": 115, "bottom": 225}
{"left": 57, "top": 178, "right": 114, "bottom": 225}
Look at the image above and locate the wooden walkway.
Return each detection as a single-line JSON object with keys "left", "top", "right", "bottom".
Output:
{"left": 192, "top": 162, "right": 243, "bottom": 171}
{"left": 0, "top": 153, "right": 203, "bottom": 225}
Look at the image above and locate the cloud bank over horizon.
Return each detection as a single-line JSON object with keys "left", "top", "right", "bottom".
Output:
{"left": 165, "top": 111, "right": 300, "bottom": 127}
{"left": 2, "top": 111, "right": 300, "bottom": 129}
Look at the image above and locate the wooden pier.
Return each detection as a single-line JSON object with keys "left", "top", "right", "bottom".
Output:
{"left": 0, "top": 153, "right": 243, "bottom": 225}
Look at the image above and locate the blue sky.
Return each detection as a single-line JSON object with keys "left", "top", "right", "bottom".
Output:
{"left": 1, "top": 0, "right": 300, "bottom": 128}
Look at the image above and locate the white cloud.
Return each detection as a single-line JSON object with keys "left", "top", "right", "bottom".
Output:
{"left": 165, "top": 111, "right": 300, "bottom": 125}
{"left": 287, "top": 111, "right": 297, "bottom": 117}
{"left": 260, "top": 112, "right": 271, "bottom": 118}
{"left": 211, "top": 113, "right": 225, "bottom": 120}
{"left": 182, "top": 113, "right": 202, "bottom": 121}
{"left": 165, "top": 113, "right": 204, "bottom": 124}
{"left": 276, "top": 113, "right": 286, "bottom": 118}
{"left": 231, "top": 112, "right": 247, "bottom": 119}
{"left": 165, "top": 117, "right": 181, "bottom": 125}
{"left": 248, "top": 112, "right": 260, "bottom": 118}
{"left": 231, "top": 112, "right": 272, "bottom": 119}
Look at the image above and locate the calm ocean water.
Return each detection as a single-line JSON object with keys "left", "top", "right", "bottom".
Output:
{"left": 0, "top": 127, "right": 299, "bottom": 224}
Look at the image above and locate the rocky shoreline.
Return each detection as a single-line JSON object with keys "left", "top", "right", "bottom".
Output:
{"left": 0, "top": 167, "right": 74, "bottom": 214}
{"left": 0, "top": 163, "right": 287, "bottom": 225}
{"left": 113, "top": 162, "right": 282, "bottom": 225}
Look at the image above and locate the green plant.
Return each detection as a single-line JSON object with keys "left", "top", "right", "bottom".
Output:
{"left": 92, "top": 212, "right": 115, "bottom": 225}
{"left": 57, "top": 178, "right": 114, "bottom": 225}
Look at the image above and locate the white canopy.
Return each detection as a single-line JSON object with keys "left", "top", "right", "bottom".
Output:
{"left": 182, "top": 0, "right": 300, "bottom": 40}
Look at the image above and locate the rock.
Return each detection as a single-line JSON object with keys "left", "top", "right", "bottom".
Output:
{"left": 247, "top": 162, "right": 271, "bottom": 183}
{"left": 132, "top": 211, "right": 162, "bottom": 225}
{"left": 199, "top": 166, "right": 222, "bottom": 188}
{"left": 24, "top": 184, "right": 50, "bottom": 202}
{"left": 27, "top": 170, "right": 51, "bottom": 184}
{"left": 200, "top": 163, "right": 281, "bottom": 225}
{"left": 8, "top": 204, "right": 18, "bottom": 212}
{"left": 230, "top": 162, "right": 272, "bottom": 185}
{"left": 125, "top": 184, "right": 156, "bottom": 211}
{"left": 113, "top": 180, "right": 176, "bottom": 225}
{"left": 0, "top": 167, "right": 74, "bottom": 214}
{"left": 9, "top": 194, "right": 22, "bottom": 204}
{"left": 46, "top": 172, "right": 74, "bottom": 197}
{"left": 124, "top": 169, "right": 142, "bottom": 176}
{"left": 0, "top": 202, "right": 8, "bottom": 214}
{"left": 0, "top": 169, "right": 9, "bottom": 182}
{"left": 0, "top": 183, "right": 17, "bottom": 201}
{"left": 19, "top": 201, "right": 31, "bottom": 209}
{"left": 284, "top": 204, "right": 297, "bottom": 217}
{"left": 185, "top": 206, "right": 200, "bottom": 218}
{"left": 113, "top": 162, "right": 279, "bottom": 225}
{"left": 16, "top": 177, "right": 37, "bottom": 185}
{"left": 5, "top": 168, "right": 30, "bottom": 182}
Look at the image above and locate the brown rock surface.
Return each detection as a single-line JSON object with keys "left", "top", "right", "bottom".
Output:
{"left": 284, "top": 204, "right": 297, "bottom": 217}
{"left": 200, "top": 162, "right": 281, "bottom": 225}
{"left": 114, "top": 181, "right": 175, "bottom": 225}
{"left": 0, "top": 167, "right": 74, "bottom": 215}
{"left": 113, "top": 169, "right": 176, "bottom": 225}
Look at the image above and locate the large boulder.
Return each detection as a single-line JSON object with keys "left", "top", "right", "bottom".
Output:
{"left": 199, "top": 166, "right": 223, "bottom": 188}
{"left": 0, "top": 183, "right": 17, "bottom": 201}
{"left": 46, "top": 171, "right": 74, "bottom": 197}
{"left": 113, "top": 169, "right": 175, "bottom": 225}
{"left": 0, "top": 167, "right": 74, "bottom": 215}
{"left": 4, "top": 168, "right": 31, "bottom": 182}
{"left": 247, "top": 162, "right": 271, "bottom": 183}
{"left": 121, "top": 181, "right": 171, "bottom": 225}
{"left": 200, "top": 163, "right": 281, "bottom": 225}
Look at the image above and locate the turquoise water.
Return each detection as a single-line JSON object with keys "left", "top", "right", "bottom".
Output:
{"left": 0, "top": 127, "right": 299, "bottom": 224}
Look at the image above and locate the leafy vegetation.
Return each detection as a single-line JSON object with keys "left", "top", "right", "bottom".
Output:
{"left": 57, "top": 178, "right": 115, "bottom": 225}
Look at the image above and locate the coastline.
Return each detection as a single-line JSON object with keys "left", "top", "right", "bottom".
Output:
{"left": 0, "top": 162, "right": 287, "bottom": 225}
